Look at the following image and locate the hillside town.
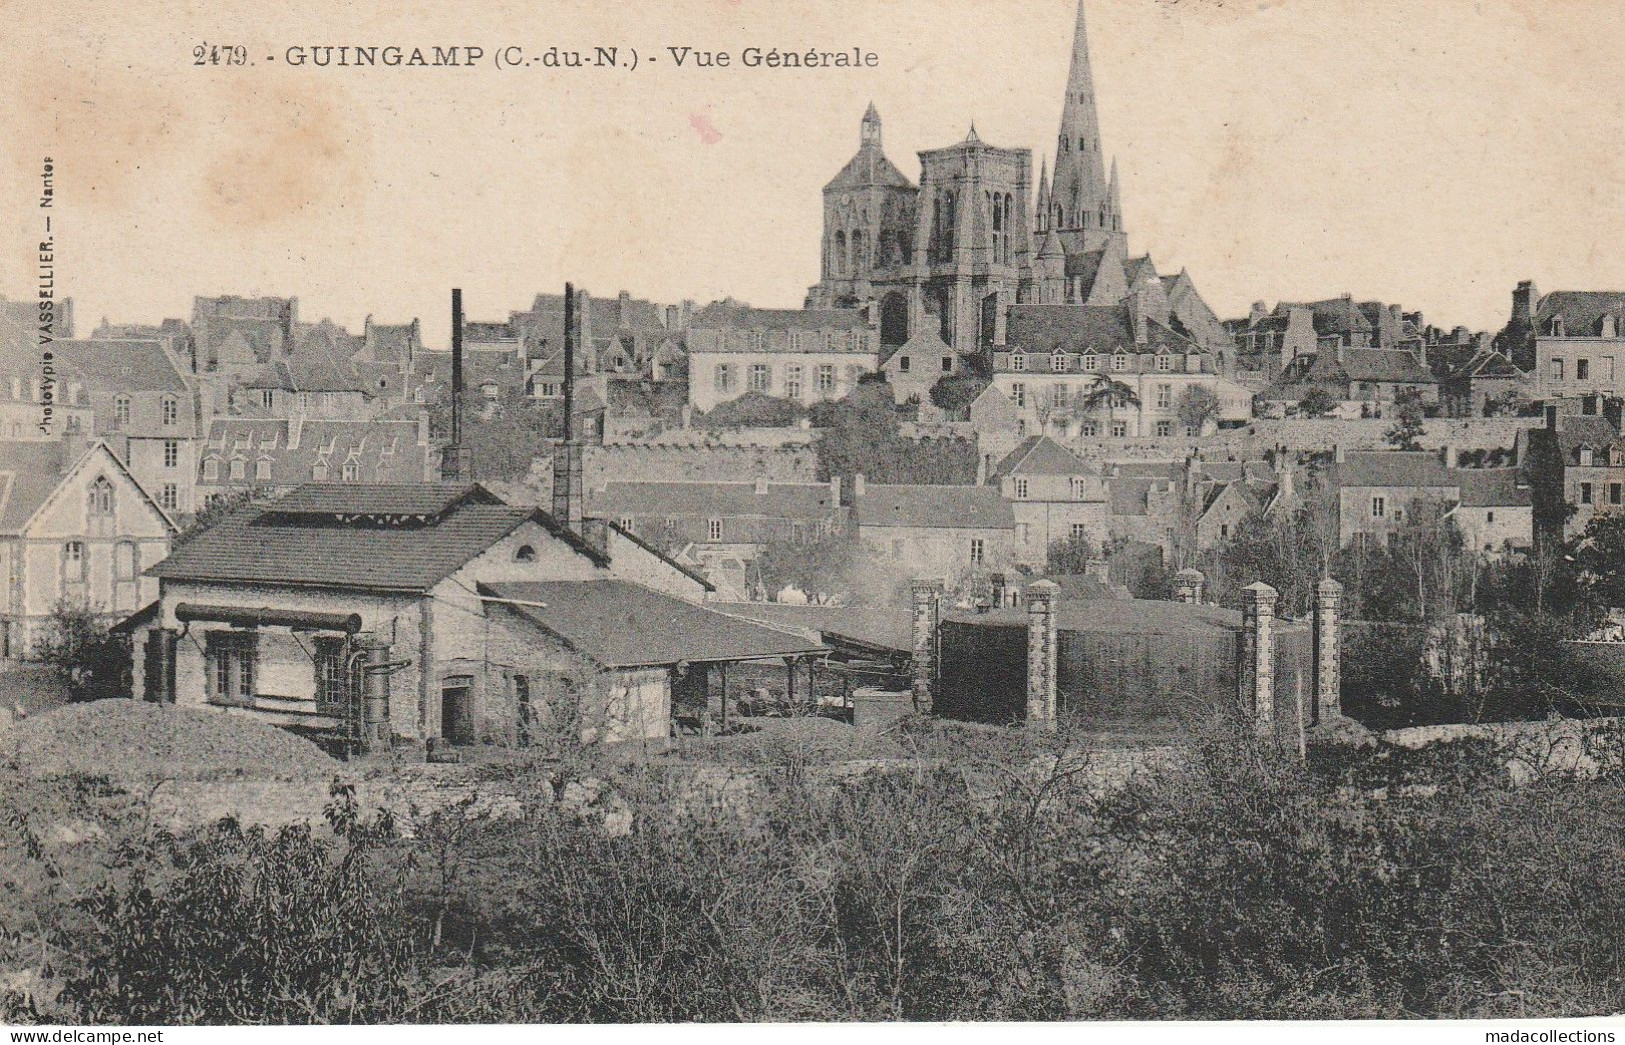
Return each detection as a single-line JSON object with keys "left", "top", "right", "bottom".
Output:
{"left": 4, "top": 0, "right": 1625, "bottom": 1026}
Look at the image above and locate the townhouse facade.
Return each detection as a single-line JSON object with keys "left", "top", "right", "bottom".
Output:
{"left": 686, "top": 302, "right": 881, "bottom": 412}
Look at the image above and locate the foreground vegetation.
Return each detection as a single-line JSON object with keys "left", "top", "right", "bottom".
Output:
{"left": 3, "top": 713, "right": 1624, "bottom": 1023}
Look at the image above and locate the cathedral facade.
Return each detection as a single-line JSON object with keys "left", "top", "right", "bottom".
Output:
{"left": 806, "top": 0, "right": 1225, "bottom": 359}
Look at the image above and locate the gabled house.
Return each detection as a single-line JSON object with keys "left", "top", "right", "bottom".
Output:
{"left": 852, "top": 477, "right": 1015, "bottom": 581}
{"left": 1522, "top": 405, "right": 1625, "bottom": 541}
{"left": 1331, "top": 449, "right": 1532, "bottom": 552}
{"left": 1441, "top": 350, "right": 1532, "bottom": 418}
{"left": 131, "top": 482, "right": 807, "bottom": 745}
{"left": 196, "top": 416, "right": 441, "bottom": 506}
{"left": 988, "top": 435, "right": 1107, "bottom": 567}
{"left": 0, "top": 439, "right": 176, "bottom": 657}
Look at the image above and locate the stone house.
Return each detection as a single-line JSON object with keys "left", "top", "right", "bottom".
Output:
{"left": 1332, "top": 449, "right": 1531, "bottom": 552}
{"left": 0, "top": 439, "right": 176, "bottom": 658}
{"left": 1441, "top": 350, "right": 1532, "bottom": 418}
{"left": 853, "top": 479, "right": 1015, "bottom": 581}
{"left": 195, "top": 416, "right": 440, "bottom": 507}
{"left": 1496, "top": 282, "right": 1625, "bottom": 399}
{"left": 686, "top": 301, "right": 880, "bottom": 412}
{"left": 130, "top": 482, "right": 812, "bottom": 745}
{"left": 988, "top": 435, "right": 1108, "bottom": 567}
{"left": 1522, "top": 404, "right": 1625, "bottom": 541}
{"left": 586, "top": 477, "right": 845, "bottom": 569}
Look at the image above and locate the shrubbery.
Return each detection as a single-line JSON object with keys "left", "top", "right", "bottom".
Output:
{"left": 8, "top": 717, "right": 1625, "bottom": 1022}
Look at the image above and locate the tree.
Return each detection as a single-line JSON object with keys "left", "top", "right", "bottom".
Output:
{"left": 1570, "top": 512, "right": 1625, "bottom": 610}
{"left": 35, "top": 604, "right": 129, "bottom": 700}
{"left": 1175, "top": 385, "right": 1222, "bottom": 435}
{"left": 1297, "top": 387, "right": 1337, "bottom": 419}
{"left": 1385, "top": 388, "right": 1427, "bottom": 451}
{"left": 1077, "top": 376, "right": 1140, "bottom": 415}
{"left": 927, "top": 373, "right": 987, "bottom": 419}
{"left": 698, "top": 392, "right": 806, "bottom": 431}
{"left": 815, "top": 380, "right": 976, "bottom": 485}
{"left": 429, "top": 388, "right": 555, "bottom": 481}
{"left": 754, "top": 530, "right": 858, "bottom": 601}
{"left": 1046, "top": 530, "right": 1100, "bottom": 574}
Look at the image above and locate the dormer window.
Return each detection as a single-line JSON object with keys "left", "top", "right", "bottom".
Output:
{"left": 1552, "top": 317, "right": 1566, "bottom": 337}
{"left": 1580, "top": 447, "right": 1595, "bottom": 467}
{"left": 1010, "top": 352, "right": 1026, "bottom": 372}
{"left": 1051, "top": 349, "right": 1068, "bottom": 372}
{"left": 1605, "top": 316, "right": 1620, "bottom": 339}
{"left": 1155, "top": 354, "right": 1173, "bottom": 372}
{"left": 1082, "top": 353, "right": 1099, "bottom": 371}
{"left": 514, "top": 545, "right": 536, "bottom": 563}
{"left": 1111, "top": 354, "right": 1128, "bottom": 372}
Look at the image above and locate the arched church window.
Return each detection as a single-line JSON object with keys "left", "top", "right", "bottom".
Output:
{"left": 834, "top": 231, "right": 846, "bottom": 276}
{"left": 88, "top": 476, "right": 115, "bottom": 516}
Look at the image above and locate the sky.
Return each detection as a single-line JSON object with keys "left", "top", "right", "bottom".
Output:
{"left": 4, "top": 0, "right": 1625, "bottom": 348}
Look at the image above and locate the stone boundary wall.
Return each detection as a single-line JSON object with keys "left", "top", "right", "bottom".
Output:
{"left": 584, "top": 443, "right": 822, "bottom": 486}
{"left": 1381, "top": 716, "right": 1625, "bottom": 785}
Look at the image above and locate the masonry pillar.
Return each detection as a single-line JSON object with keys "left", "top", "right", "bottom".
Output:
{"left": 1025, "top": 580, "right": 1060, "bottom": 732}
{"left": 1313, "top": 578, "right": 1344, "bottom": 724}
{"left": 1240, "top": 582, "right": 1278, "bottom": 737}
{"left": 1174, "top": 568, "right": 1205, "bottom": 605}
{"left": 909, "top": 579, "right": 945, "bottom": 714}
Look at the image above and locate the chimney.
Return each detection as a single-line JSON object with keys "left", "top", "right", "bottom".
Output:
{"left": 1334, "top": 444, "right": 1346, "bottom": 464}
{"left": 552, "top": 283, "right": 584, "bottom": 531}
{"left": 681, "top": 299, "right": 694, "bottom": 329}
{"left": 829, "top": 475, "right": 841, "bottom": 505}
{"left": 976, "top": 452, "right": 989, "bottom": 486}
{"left": 853, "top": 472, "right": 866, "bottom": 498}
{"left": 1250, "top": 301, "right": 1268, "bottom": 325}
{"left": 443, "top": 288, "right": 469, "bottom": 482}
{"left": 754, "top": 476, "right": 769, "bottom": 495}
{"left": 618, "top": 290, "right": 631, "bottom": 328}
{"left": 1512, "top": 280, "right": 1538, "bottom": 325}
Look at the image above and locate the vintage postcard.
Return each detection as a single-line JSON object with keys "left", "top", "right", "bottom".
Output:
{"left": 3, "top": 0, "right": 1625, "bottom": 1032}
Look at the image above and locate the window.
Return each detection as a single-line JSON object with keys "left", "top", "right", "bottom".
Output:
{"left": 1070, "top": 523, "right": 1089, "bottom": 541}
{"left": 818, "top": 365, "right": 835, "bottom": 394}
{"left": 1156, "top": 354, "right": 1173, "bottom": 372}
{"left": 941, "top": 356, "right": 954, "bottom": 373}
{"left": 751, "top": 330, "right": 766, "bottom": 351}
{"left": 1580, "top": 482, "right": 1594, "bottom": 505}
{"left": 1371, "top": 496, "right": 1386, "bottom": 518}
{"left": 62, "top": 541, "right": 84, "bottom": 583}
{"left": 897, "top": 355, "right": 912, "bottom": 375}
{"left": 514, "top": 545, "right": 536, "bottom": 563}
{"left": 891, "top": 539, "right": 905, "bottom": 561}
{"left": 88, "top": 476, "right": 114, "bottom": 516}
{"left": 1155, "top": 384, "right": 1171, "bottom": 409}
{"left": 1611, "top": 483, "right": 1623, "bottom": 506}
{"left": 1070, "top": 477, "right": 1087, "bottom": 500}
{"left": 1082, "top": 354, "right": 1099, "bottom": 371}
{"left": 1221, "top": 523, "right": 1230, "bottom": 540}
{"left": 1551, "top": 358, "right": 1565, "bottom": 381}
{"left": 113, "top": 395, "right": 131, "bottom": 427}
{"left": 1051, "top": 350, "right": 1069, "bottom": 372}
{"left": 158, "top": 439, "right": 178, "bottom": 469}
{"left": 785, "top": 365, "right": 803, "bottom": 399}
{"left": 256, "top": 458, "right": 271, "bottom": 480}
{"left": 707, "top": 518, "right": 723, "bottom": 542}
{"left": 1111, "top": 354, "right": 1128, "bottom": 372}
{"left": 1010, "top": 352, "right": 1027, "bottom": 372}
{"left": 115, "top": 541, "right": 138, "bottom": 581}
{"left": 969, "top": 538, "right": 985, "bottom": 564}
{"left": 749, "top": 363, "right": 770, "bottom": 393}
{"left": 1581, "top": 447, "right": 1595, "bottom": 467}
{"left": 206, "top": 632, "right": 256, "bottom": 705}
{"left": 160, "top": 483, "right": 177, "bottom": 511}
{"left": 342, "top": 460, "right": 360, "bottom": 482}
{"left": 1010, "top": 382, "right": 1026, "bottom": 408}
{"left": 1606, "top": 357, "right": 1618, "bottom": 382}
{"left": 1486, "top": 511, "right": 1495, "bottom": 524}
{"left": 1578, "top": 359, "right": 1591, "bottom": 381}
{"left": 714, "top": 363, "right": 733, "bottom": 393}
{"left": 1081, "top": 421, "right": 1098, "bottom": 437}
{"left": 230, "top": 458, "right": 245, "bottom": 480}
{"left": 1014, "top": 478, "right": 1029, "bottom": 499}
{"left": 203, "top": 458, "right": 219, "bottom": 482}
{"left": 260, "top": 389, "right": 275, "bottom": 409}
{"left": 314, "top": 638, "right": 347, "bottom": 714}
{"left": 1156, "top": 420, "right": 1173, "bottom": 437}
{"left": 161, "top": 395, "right": 178, "bottom": 426}
{"left": 788, "top": 330, "right": 804, "bottom": 351}
{"left": 1110, "top": 421, "right": 1127, "bottom": 438}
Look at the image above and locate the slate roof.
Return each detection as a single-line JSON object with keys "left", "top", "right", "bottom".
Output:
{"left": 199, "top": 419, "right": 435, "bottom": 488}
{"left": 1335, "top": 451, "right": 1455, "bottom": 488}
{"left": 0, "top": 441, "right": 67, "bottom": 534}
{"left": 691, "top": 302, "right": 870, "bottom": 333}
{"left": 1554, "top": 415, "right": 1625, "bottom": 462}
{"left": 1338, "top": 349, "right": 1436, "bottom": 384}
{"left": 1273, "top": 297, "right": 1373, "bottom": 336}
{"left": 1457, "top": 469, "right": 1532, "bottom": 508}
{"left": 482, "top": 581, "right": 825, "bottom": 668}
{"left": 588, "top": 481, "right": 840, "bottom": 520}
{"left": 1003, "top": 304, "right": 1200, "bottom": 359}
{"left": 53, "top": 339, "right": 189, "bottom": 393}
{"left": 1450, "top": 350, "right": 1525, "bottom": 380}
{"left": 270, "top": 482, "right": 502, "bottom": 518}
{"left": 824, "top": 142, "right": 915, "bottom": 193}
{"left": 855, "top": 484, "right": 1013, "bottom": 530}
{"left": 1536, "top": 291, "right": 1625, "bottom": 337}
{"left": 989, "top": 436, "right": 1096, "bottom": 480}
{"left": 1109, "top": 477, "right": 1177, "bottom": 517}
{"left": 151, "top": 483, "right": 602, "bottom": 591}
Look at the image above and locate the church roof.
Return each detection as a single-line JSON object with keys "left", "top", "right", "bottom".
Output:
{"left": 824, "top": 145, "right": 914, "bottom": 192}
{"left": 1003, "top": 304, "right": 1201, "bottom": 357}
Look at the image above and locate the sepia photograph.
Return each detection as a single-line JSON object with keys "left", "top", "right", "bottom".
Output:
{"left": 3, "top": 0, "right": 1625, "bottom": 1030}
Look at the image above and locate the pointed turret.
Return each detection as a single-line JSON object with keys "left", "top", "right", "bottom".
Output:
{"left": 1107, "top": 156, "right": 1122, "bottom": 230}
{"left": 1052, "top": 0, "right": 1120, "bottom": 245}
{"left": 1035, "top": 157, "right": 1052, "bottom": 233}
{"left": 861, "top": 101, "right": 882, "bottom": 147}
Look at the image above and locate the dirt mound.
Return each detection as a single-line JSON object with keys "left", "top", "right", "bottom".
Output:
{"left": 668, "top": 715, "right": 905, "bottom": 766}
{"left": 5, "top": 699, "right": 338, "bottom": 781}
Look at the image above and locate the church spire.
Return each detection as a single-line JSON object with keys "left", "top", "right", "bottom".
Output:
{"left": 1053, "top": 0, "right": 1113, "bottom": 238}
{"left": 861, "top": 101, "right": 882, "bottom": 147}
{"left": 1036, "top": 157, "right": 1051, "bottom": 233}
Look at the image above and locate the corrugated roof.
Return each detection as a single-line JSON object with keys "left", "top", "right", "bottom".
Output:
{"left": 150, "top": 485, "right": 600, "bottom": 591}
{"left": 482, "top": 581, "right": 825, "bottom": 668}
{"left": 855, "top": 484, "right": 1013, "bottom": 530}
